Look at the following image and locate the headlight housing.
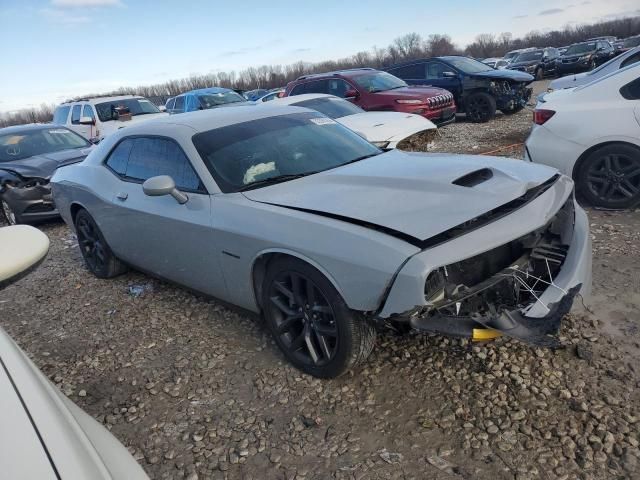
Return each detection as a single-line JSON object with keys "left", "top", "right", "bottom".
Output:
{"left": 396, "top": 99, "right": 423, "bottom": 104}
{"left": 578, "top": 55, "right": 591, "bottom": 62}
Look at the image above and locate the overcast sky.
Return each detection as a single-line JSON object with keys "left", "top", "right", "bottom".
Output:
{"left": 1, "top": 0, "right": 638, "bottom": 112}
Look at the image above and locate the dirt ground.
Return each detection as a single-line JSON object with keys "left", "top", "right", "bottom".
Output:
{"left": 1, "top": 80, "right": 639, "bottom": 480}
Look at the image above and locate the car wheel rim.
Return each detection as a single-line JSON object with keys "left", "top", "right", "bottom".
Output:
{"left": 468, "top": 97, "right": 489, "bottom": 121}
{"left": 586, "top": 153, "right": 640, "bottom": 204}
{"left": 76, "top": 216, "right": 106, "bottom": 272}
{"left": 1, "top": 200, "right": 16, "bottom": 225}
{"left": 268, "top": 271, "right": 338, "bottom": 367}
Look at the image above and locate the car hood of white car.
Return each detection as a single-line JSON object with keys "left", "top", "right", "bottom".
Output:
{"left": 336, "top": 111, "right": 435, "bottom": 144}
{"left": 243, "top": 150, "right": 560, "bottom": 244}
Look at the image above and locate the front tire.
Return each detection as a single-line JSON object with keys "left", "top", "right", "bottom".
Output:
{"left": 465, "top": 92, "right": 496, "bottom": 123}
{"left": 262, "top": 257, "right": 376, "bottom": 378}
{"left": 1, "top": 198, "right": 20, "bottom": 225}
{"left": 576, "top": 144, "right": 640, "bottom": 209}
{"left": 74, "top": 209, "right": 127, "bottom": 278}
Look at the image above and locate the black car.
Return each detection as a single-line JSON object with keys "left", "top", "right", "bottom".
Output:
{"left": 0, "top": 125, "right": 92, "bottom": 225}
{"left": 386, "top": 56, "right": 534, "bottom": 122}
{"left": 556, "top": 40, "right": 616, "bottom": 75}
{"left": 507, "top": 47, "right": 560, "bottom": 80}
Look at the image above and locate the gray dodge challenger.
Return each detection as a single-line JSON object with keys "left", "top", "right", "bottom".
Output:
{"left": 51, "top": 105, "right": 592, "bottom": 378}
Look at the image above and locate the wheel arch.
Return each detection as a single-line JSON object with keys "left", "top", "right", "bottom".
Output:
{"left": 571, "top": 140, "right": 640, "bottom": 180}
{"left": 69, "top": 201, "right": 89, "bottom": 225}
{"left": 250, "top": 249, "right": 348, "bottom": 312}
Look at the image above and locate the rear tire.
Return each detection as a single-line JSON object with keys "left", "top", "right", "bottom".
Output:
{"left": 262, "top": 257, "right": 376, "bottom": 378}
{"left": 576, "top": 144, "right": 640, "bottom": 209}
{"left": 74, "top": 209, "right": 127, "bottom": 278}
{"left": 465, "top": 92, "right": 496, "bottom": 123}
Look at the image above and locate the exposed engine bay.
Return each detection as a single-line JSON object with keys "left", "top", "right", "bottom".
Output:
{"left": 408, "top": 195, "right": 577, "bottom": 347}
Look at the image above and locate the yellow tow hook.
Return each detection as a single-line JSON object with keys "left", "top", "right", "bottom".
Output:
{"left": 472, "top": 328, "right": 502, "bottom": 342}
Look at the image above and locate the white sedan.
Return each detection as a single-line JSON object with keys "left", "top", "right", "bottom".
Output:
{"left": 0, "top": 225, "right": 148, "bottom": 479}
{"left": 264, "top": 93, "right": 436, "bottom": 149}
{"left": 525, "top": 63, "right": 640, "bottom": 209}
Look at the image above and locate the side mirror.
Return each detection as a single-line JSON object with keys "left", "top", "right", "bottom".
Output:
{"left": 442, "top": 71, "right": 457, "bottom": 78}
{"left": 142, "top": 175, "right": 188, "bottom": 204}
{"left": 344, "top": 89, "right": 359, "bottom": 99}
{"left": 158, "top": 105, "right": 167, "bottom": 112}
{"left": 79, "top": 116, "right": 95, "bottom": 125}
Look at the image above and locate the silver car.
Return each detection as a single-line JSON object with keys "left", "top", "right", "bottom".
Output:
{"left": 51, "top": 105, "right": 592, "bottom": 378}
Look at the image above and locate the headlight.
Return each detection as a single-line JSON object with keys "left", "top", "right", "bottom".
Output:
{"left": 371, "top": 141, "right": 390, "bottom": 149}
{"left": 396, "top": 99, "right": 423, "bottom": 104}
{"left": 578, "top": 55, "right": 591, "bottom": 62}
{"left": 547, "top": 87, "right": 554, "bottom": 93}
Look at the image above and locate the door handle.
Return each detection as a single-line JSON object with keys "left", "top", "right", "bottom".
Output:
{"left": 116, "top": 192, "right": 128, "bottom": 201}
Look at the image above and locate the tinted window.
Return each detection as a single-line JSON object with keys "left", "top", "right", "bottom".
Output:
{"left": 106, "top": 138, "right": 133, "bottom": 175}
{"left": 124, "top": 137, "right": 202, "bottom": 191}
{"left": 426, "top": 62, "right": 448, "bottom": 79}
{"left": 620, "top": 77, "right": 640, "bottom": 100}
{"left": 620, "top": 52, "right": 640, "bottom": 68}
{"left": 0, "top": 127, "right": 89, "bottom": 162}
{"left": 166, "top": 98, "right": 175, "bottom": 110}
{"left": 82, "top": 105, "right": 95, "bottom": 121}
{"left": 565, "top": 43, "right": 597, "bottom": 55}
{"left": 71, "top": 105, "right": 82, "bottom": 124}
{"left": 192, "top": 112, "right": 380, "bottom": 193}
{"left": 94, "top": 98, "right": 160, "bottom": 122}
{"left": 327, "top": 79, "right": 353, "bottom": 98}
{"left": 292, "top": 97, "right": 364, "bottom": 118}
{"left": 53, "top": 106, "right": 71, "bottom": 125}
{"left": 390, "top": 63, "right": 425, "bottom": 79}
{"left": 197, "top": 91, "right": 245, "bottom": 108}
{"left": 174, "top": 96, "right": 185, "bottom": 112}
{"left": 351, "top": 72, "right": 407, "bottom": 92}
{"left": 514, "top": 51, "right": 543, "bottom": 62}
{"left": 292, "top": 80, "right": 329, "bottom": 95}
{"left": 623, "top": 37, "right": 640, "bottom": 48}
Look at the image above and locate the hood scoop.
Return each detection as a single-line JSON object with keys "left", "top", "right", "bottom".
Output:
{"left": 452, "top": 168, "right": 493, "bottom": 187}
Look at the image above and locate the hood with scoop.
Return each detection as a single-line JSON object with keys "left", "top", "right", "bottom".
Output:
{"left": 242, "top": 150, "right": 560, "bottom": 244}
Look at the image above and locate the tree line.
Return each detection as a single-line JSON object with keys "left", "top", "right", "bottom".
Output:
{"left": 2, "top": 15, "right": 639, "bottom": 128}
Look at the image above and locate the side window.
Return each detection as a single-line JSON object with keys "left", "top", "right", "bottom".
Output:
{"left": 620, "top": 77, "right": 640, "bottom": 100}
{"left": 106, "top": 138, "right": 134, "bottom": 175}
{"left": 174, "top": 96, "right": 185, "bottom": 113}
{"left": 125, "top": 137, "right": 202, "bottom": 191}
{"left": 425, "top": 62, "right": 447, "bottom": 80}
{"left": 71, "top": 105, "right": 82, "bottom": 125}
{"left": 302, "top": 80, "right": 329, "bottom": 95}
{"left": 290, "top": 83, "right": 307, "bottom": 96}
{"left": 390, "top": 64, "right": 425, "bottom": 79}
{"left": 166, "top": 98, "right": 175, "bottom": 111}
{"left": 327, "top": 79, "right": 353, "bottom": 98}
{"left": 53, "top": 106, "right": 71, "bottom": 125}
{"left": 621, "top": 52, "right": 640, "bottom": 69}
{"left": 82, "top": 105, "right": 95, "bottom": 121}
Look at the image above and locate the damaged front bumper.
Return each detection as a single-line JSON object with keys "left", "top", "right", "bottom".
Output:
{"left": 377, "top": 175, "right": 592, "bottom": 347}
{"left": 491, "top": 81, "right": 533, "bottom": 110}
{"left": 0, "top": 179, "right": 58, "bottom": 223}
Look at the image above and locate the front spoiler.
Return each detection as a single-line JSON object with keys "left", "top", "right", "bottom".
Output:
{"left": 409, "top": 284, "right": 580, "bottom": 347}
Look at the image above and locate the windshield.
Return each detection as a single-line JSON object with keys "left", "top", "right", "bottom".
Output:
{"left": 292, "top": 97, "right": 364, "bottom": 118}
{"left": 564, "top": 43, "right": 597, "bottom": 55}
{"left": 352, "top": 72, "right": 407, "bottom": 93}
{"left": 504, "top": 51, "right": 519, "bottom": 60}
{"left": 193, "top": 112, "right": 381, "bottom": 192}
{"left": 624, "top": 37, "right": 640, "bottom": 48}
{"left": 198, "top": 91, "right": 246, "bottom": 109}
{"left": 443, "top": 57, "right": 493, "bottom": 73}
{"left": 514, "top": 51, "right": 543, "bottom": 62}
{"left": 94, "top": 98, "right": 161, "bottom": 122}
{"left": 0, "top": 127, "right": 89, "bottom": 162}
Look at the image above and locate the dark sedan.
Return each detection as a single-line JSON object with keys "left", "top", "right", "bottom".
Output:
{"left": 0, "top": 125, "right": 92, "bottom": 224}
{"left": 556, "top": 40, "right": 616, "bottom": 75}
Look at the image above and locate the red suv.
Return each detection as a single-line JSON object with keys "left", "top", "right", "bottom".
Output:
{"left": 284, "top": 68, "right": 456, "bottom": 125}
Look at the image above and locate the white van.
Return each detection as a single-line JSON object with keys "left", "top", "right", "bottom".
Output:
{"left": 53, "top": 95, "right": 168, "bottom": 142}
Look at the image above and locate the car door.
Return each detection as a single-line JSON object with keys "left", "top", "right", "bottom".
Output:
{"left": 103, "top": 135, "right": 226, "bottom": 297}
{"left": 388, "top": 63, "right": 427, "bottom": 85}
{"left": 424, "top": 61, "right": 462, "bottom": 96}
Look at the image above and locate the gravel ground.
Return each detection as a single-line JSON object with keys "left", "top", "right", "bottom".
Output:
{"left": 1, "top": 80, "right": 640, "bottom": 480}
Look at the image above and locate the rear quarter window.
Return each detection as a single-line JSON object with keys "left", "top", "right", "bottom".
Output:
{"left": 620, "top": 77, "right": 640, "bottom": 100}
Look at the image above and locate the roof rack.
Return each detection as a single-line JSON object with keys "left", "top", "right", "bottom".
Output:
{"left": 295, "top": 67, "right": 376, "bottom": 81}
{"left": 60, "top": 93, "right": 136, "bottom": 105}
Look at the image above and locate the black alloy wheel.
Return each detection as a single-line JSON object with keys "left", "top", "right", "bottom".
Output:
{"left": 268, "top": 271, "right": 339, "bottom": 367}
{"left": 465, "top": 92, "right": 497, "bottom": 123}
{"left": 262, "top": 257, "right": 376, "bottom": 378}
{"left": 578, "top": 145, "right": 640, "bottom": 209}
{"left": 74, "top": 209, "right": 127, "bottom": 278}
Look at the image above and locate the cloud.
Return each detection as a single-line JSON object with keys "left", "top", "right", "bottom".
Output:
{"left": 39, "top": 7, "right": 90, "bottom": 23}
{"left": 290, "top": 47, "right": 312, "bottom": 53}
{"left": 51, "top": 0, "right": 121, "bottom": 6}
{"left": 539, "top": 8, "right": 564, "bottom": 15}
{"left": 513, "top": 14, "right": 528, "bottom": 18}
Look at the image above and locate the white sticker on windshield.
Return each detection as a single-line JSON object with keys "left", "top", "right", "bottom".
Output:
{"left": 310, "top": 117, "right": 336, "bottom": 126}
{"left": 49, "top": 129, "right": 70, "bottom": 134}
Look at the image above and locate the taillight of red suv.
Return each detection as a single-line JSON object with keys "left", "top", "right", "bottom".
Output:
{"left": 533, "top": 109, "right": 556, "bottom": 125}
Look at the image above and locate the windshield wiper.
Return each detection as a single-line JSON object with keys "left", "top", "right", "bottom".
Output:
{"left": 238, "top": 173, "right": 312, "bottom": 191}
{"left": 340, "top": 152, "right": 381, "bottom": 166}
